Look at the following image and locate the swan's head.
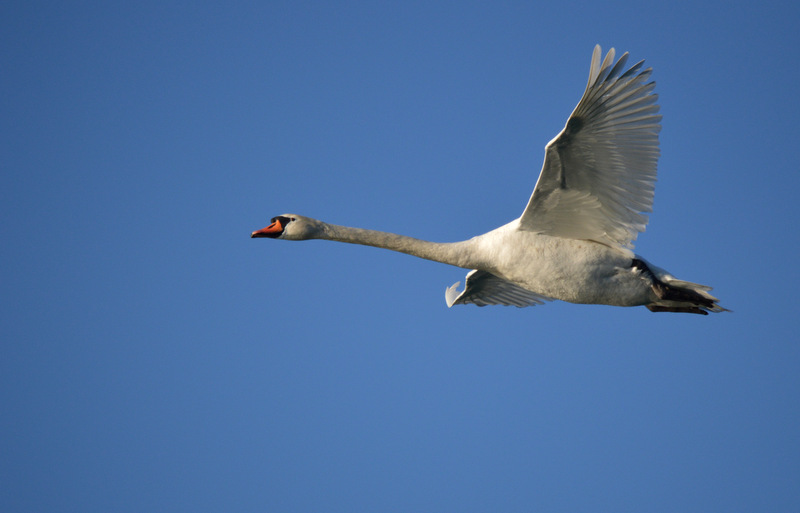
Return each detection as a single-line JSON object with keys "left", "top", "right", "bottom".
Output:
{"left": 251, "top": 214, "right": 323, "bottom": 241}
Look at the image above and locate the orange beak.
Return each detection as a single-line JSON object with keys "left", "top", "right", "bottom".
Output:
{"left": 251, "top": 218, "right": 284, "bottom": 238}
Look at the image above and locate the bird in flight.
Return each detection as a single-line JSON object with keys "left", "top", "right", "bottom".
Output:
{"left": 253, "top": 45, "right": 725, "bottom": 315}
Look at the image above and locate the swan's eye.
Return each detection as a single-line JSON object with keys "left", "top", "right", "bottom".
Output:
{"left": 269, "top": 216, "right": 294, "bottom": 226}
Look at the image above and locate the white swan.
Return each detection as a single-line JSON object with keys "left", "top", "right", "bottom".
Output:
{"left": 253, "top": 45, "right": 725, "bottom": 315}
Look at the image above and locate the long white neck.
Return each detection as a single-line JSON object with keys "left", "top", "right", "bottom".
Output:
{"left": 316, "top": 222, "right": 478, "bottom": 270}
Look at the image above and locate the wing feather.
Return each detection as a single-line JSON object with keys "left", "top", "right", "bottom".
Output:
{"left": 446, "top": 270, "right": 552, "bottom": 308}
{"left": 519, "top": 45, "right": 661, "bottom": 248}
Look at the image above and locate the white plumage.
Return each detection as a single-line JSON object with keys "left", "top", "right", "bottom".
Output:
{"left": 520, "top": 46, "right": 660, "bottom": 248}
{"left": 253, "top": 46, "right": 725, "bottom": 315}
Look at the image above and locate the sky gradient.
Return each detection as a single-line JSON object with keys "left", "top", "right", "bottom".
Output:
{"left": 3, "top": 1, "right": 800, "bottom": 511}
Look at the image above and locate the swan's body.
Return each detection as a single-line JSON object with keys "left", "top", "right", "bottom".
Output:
{"left": 253, "top": 46, "right": 725, "bottom": 314}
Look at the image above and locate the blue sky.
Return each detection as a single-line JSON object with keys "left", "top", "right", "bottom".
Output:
{"left": 3, "top": 1, "right": 800, "bottom": 511}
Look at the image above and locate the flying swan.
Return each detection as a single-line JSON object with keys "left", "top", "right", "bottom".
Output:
{"left": 253, "top": 45, "right": 725, "bottom": 314}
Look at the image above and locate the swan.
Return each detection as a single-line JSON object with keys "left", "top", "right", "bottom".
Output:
{"left": 252, "top": 45, "right": 725, "bottom": 314}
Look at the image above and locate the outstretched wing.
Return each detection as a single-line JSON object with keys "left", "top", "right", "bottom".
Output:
{"left": 446, "top": 270, "right": 552, "bottom": 308}
{"left": 519, "top": 45, "right": 661, "bottom": 248}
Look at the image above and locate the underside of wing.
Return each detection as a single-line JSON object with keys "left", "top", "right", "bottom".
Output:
{"left": 446, "top": 270, "right": 552, "bottom": 308}
{"left": 519, "top": 45, "right": 662, "bottom": 248}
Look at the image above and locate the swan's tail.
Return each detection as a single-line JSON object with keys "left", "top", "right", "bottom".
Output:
{"left": 633, "top": 258, "right": 728, "bottom": 315}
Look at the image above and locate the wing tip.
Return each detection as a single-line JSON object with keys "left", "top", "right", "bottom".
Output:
{"left": 445, "top": 281, "right": 462, "bottom": 308}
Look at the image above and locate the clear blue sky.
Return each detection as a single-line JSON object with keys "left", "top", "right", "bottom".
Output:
{"left": 3, "top": 1, "right": 800, "bottom": 511}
